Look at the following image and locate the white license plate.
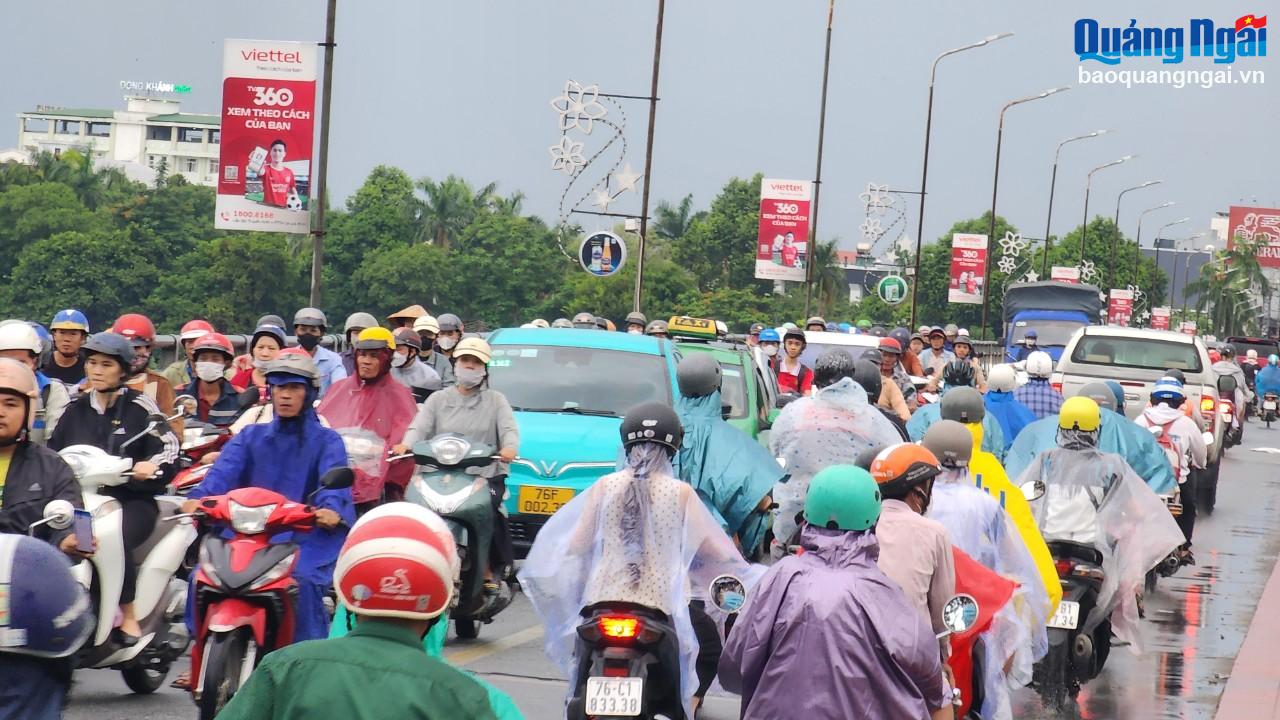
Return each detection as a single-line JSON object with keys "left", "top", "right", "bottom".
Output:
{"left": 1265, "top": 400, "right": 1278, "bottom": 411}
{"left": 585, "top": 677, "right": 643, "bottom": 717}
{"left": 1047, "top": 600, "right": 1080, "bottom": 630}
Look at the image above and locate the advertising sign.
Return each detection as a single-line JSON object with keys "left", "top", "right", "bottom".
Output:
{"left": 1227, "top": 205, "right": 1280, "bottom": 269}
{"left": 1150, "top": 306, "right": 1171, "bottom": 330}
{"left": 1051, "top": 266, "right": 1081, "bottom": 284}
{"left": 1180, "top": 320, "right": 1197, "bottom": 335}
{"left": 1107, "top": 288, "right": 1134, "bottom": 326}
{"left": 877, "top": 275, "right": 908, "bottom": 305}
{"left": 578, "top": 231, "right": 626, "bottom": 277}
{"left": 948, "top": 234, "right": 988, "bottom": 304}
{"left": 755, "top": 178, "right": 812, "bottom": 282}
{"left": 216, "top": 39, "right": 318, "bottom": 233}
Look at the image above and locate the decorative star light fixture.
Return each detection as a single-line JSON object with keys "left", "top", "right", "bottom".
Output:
{"left": 1022, "top": 270, "right": 1041, "bottom": 283}
{"left": 999, "top": 231, "right": 1029, "bottom": 258}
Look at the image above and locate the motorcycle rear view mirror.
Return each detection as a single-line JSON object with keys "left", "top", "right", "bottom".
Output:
{"left": 940, "top": 594, "right": 980, "bottom": 636}
{"left": 1020, "top": 479, "right": 1046, "bottom": 501}
{"left": 709, "top": 575, "right": 747, "bottom": 614}
{"left": 174, "top": 394, "right": 198, "bottom": 416}
{"left": 38, "top": 499, "right": 76, "bottom": 532}
{"left": 318, "top": 467, "right": 355, "bottom": 490}
{"left": 1203, "top": 431, "right": 1215, "bottom": 447}
{"left": 775, "top": 393, "right": 799, "bottom": 409}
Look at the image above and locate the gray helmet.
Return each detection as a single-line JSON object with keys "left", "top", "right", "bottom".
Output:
{"left": 922, "top": 420, "right": 973, "bottom": 468}
{"left": 266, "top": 352, "right": 321, "bottom": 388}
{"left": 676, "top": 353, "right": 722, "bottom": 398}
{"left": 436, "top": 313, "right": 462, "bottom": 333}
{"left": 944, "top": 323, "right": 959, "bottom": 337}
{"left": 851, "top": 359, "right": 882, "bottom": 402}
{"left": 344, "top": 312, "right": 378, "bottom": 333}
{"left": 859, "top": 348, "right": 883, "bottom": 365}
{"left": 625, "top": 311, "right": 647, "bottom": 327}
{"left": 293, "top": 307, "right": 327, "bottom": 329}
{"left": 551, "top": 318, "right": 573, "bottom": 329}
{"left": 572, "top": 312, "right": 596, "bottom": 329}
{"left": 82, "top": 332, "right": 135, "bottom": 371}
{"left": 256, "top": 314, "right": 285, "bottom": 330}
{"left": 1076, "top": 382, "right": 1117, "bottom": 412}
{"left": 620, "top": 402, "right": 683, "bottom": 455}
{"left": 940, "top": 386, "right": 986, "bottom": 424}
{"left": 814, "top": 348, "right": 856, "bottom": 388}
{"left": 645, "top": 319, "right": 669, "bottom": 336}
{"left": 594, "top": 316, "right": 610, "bottom": 330}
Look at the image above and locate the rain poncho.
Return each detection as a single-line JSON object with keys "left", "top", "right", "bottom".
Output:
{"left": 718, "top": 526, "right": 948, "bottom": 719}
{"left": 984, "top": 390, "right": 1036, "bottom": 450}
{"left": 1256, "top": 364, "right": 1280, "bottom": 397}
{"left": 317, "top": 372, "right": 418, "bottom": 504}
{"left": 1004, "top": 409, "right": 1176, "bottom": 493}
{"left": 769, "top": 378, "right": 904, "bottom": 544}
{"left": 675, "top": 389, "right": 783, "bottom": 553}
{"left": 1016, "top": 439, "right": 1185, "bottom": 651}
{"left": 518, "top": 444, "right": 761, "bottom": 718}
{"left": 906, "top": 389, "right": 1006, "bottom": 461}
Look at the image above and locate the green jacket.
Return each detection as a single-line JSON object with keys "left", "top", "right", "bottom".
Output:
{"left": 217, "top": 621, "right": 503, "bottom": 720}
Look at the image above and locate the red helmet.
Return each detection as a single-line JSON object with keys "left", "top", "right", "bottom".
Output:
{"left": 190, "top": 332, "right": 234, "bottom": 360}
{"left": 180, "top": 319, "right": 215, "bottom": 341}
{"left": 111, "top": 314, "right": 156, "bottom": 346}
{"left": 1208, "top": 349, "right": 1222, "bottom": 363}
{"left": 334, "top": 503, "right": 458, "bottom": 621}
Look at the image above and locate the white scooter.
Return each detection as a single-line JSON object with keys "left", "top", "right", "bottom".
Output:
{"left": 54, "top": 411, "right": 196, "bottom": 693}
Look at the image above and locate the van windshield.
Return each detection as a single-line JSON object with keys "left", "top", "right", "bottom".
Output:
{"left": 1070, "top": 336, "right": 1203, "bottom": 373}
{"left": 488, "top": 345, "right": 670, "bottom": 416}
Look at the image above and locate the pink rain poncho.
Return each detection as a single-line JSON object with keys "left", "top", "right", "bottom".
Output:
{"left": 317, "top": 372, "right": 417, "bottom": 504}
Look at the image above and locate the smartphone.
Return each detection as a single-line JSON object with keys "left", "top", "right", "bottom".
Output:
{"left": 72, "top": 509, "right": 94, "bottom": 554}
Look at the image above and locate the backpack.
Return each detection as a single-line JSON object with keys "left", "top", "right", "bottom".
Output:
{"left": 1153, "top": 419, "right": 1185, "bottom": 483}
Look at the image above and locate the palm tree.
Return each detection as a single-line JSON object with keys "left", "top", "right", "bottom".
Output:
{"left": 410, "top": 175, "right": 496, "bottom": 249}
{"left": 489, "top": 191, "right": 525, "bottom": 216}
{"left": 1184, "top": 238, "right": 1273, "bottom": 335}
{"left": 653, "top": 194, "right": 701, "bottom": 240}
{"left": 807, "top": 239, "right": 846, "bottom": 315}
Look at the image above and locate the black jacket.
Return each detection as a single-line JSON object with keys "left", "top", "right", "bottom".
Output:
{"left": 0, "top": 442, "right": 84, "bottom": 547}
{"left": 48, "top": 389, "right": 179, "bottom": 498}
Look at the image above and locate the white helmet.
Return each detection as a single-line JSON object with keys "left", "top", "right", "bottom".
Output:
{"left": 988, "top": 363, "right": 1017, "bottom": 392}
{"left": 1026, "top": 351, "right": 1054, "bottom": 379}
{"left": 0, "top": 322, "right": 42, "bottom": 356}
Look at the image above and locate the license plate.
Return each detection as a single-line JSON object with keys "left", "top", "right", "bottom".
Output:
{"left": 585, "top": 677, "right": 643, "bottom": 717}
{"left": 1265, "top": 400, "right": 1278, "bottom": 411}
{"left": 517, "top": 485, "right": 575, "bottom": 515}
{"left": 1047, "top": 600, "right": 1080, "bottom": 630}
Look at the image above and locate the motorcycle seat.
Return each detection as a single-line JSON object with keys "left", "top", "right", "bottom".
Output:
{"left": 1046, "top": 540, "right": 1103, "bottom": 566}
{"left": 130, "top": 498, "right": 190, "bottom": 565}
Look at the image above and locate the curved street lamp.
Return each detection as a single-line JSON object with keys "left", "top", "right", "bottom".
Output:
{"left": 1109, "top": 180, "right": 1161, "bottom": 288}
{"left": 1079, "top": 155, "right": 1135, "bottom": 264}
{"left": 1133, "top": 201, "right": 1176, "bottom": 286}
{"left": 1042, "top": 130, "right": 1107, "bottom": 275}
{"left": 1153, "top": 217, "right": 1190, "bottom": 304}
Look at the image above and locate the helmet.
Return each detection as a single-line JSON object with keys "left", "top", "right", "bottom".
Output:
{"left": 1271, "top": 353, "right": 1279, "bottom": 366}
{"left": 1024, "top": 329, "right": 1038, "bottom": 340}
{"left": 436, "top": 313, "right": 463, "bottom": 333}
{"left": 50, "top": 309, "right": 90, "bottom": 333}
{"left": 987, "top": 364, "right": 1017, "bottom": 392}
{"left": 940, "top": 386, "right": 985, "bottom": 424}
{"left": 453, "top": 337, "right": 492, "bottom": 364}
{"left": 889, "top": 327, "right": 911, "bottom": 349}
{"left": 805, "top": 316, "right": 826, "bottom": 329}
{"left": 851, "top": 360, "right": 882, "bottom": 401}
{"left": 781, "top": 322, "right": 799, "bottom": 331}
{"left": 859, "top": 348, "right": 883, "bottom": 366}
{"left": 572, "top": 312, "right": 596, "bottom": 329}
{"left": 0, "top": 535, "right": 93, "bottom": 658}
{"left": 878, "top": 337, "right": 902, "bottom": 355}
{"left": 179, "top": 319, "right": 214, "bottom": 342}
{"left": 393, "top": 328, "right": 422, "bottom": 350}
{"left": 928, "top": 326, "right": 946, "bottom": 340}
{"left": 854, "top": 443, "right": 888, "bottom": 471}
{"left": 1164, "top": 367, "right": 1187, "bottom": 383}
{"left": 531, "top": 318, "right": 550, "bottom": 329}
{"left": 82, "top": 332, "right": 134, "bottom": 370}
{"left": 804, "top": 465, "right": 882, "bottom": 532}
{"left": 293, "top": 307, "right": 328, "bottom": 329}
{"left": 413, "top": 315, "right": 440, "bottom": 335}
{"left": 620, "top": 402, "right": 683, "bottom": 454}
{"left": 1058, "top": 396, "right": 1101, "bottom": 432}
{"left": 594, "top": 316, "right": 610, "bottom": 331}
{"left": 625, "top": 311, "right": 648, "bottom": 327}
{"left": 837, "top": 322, "right": 851, "bottom": 333}
{"left": 944, "top": 323, "right": 959, "bottom": 336}
{"left": 824, "top": 322, "right": 838, "bottom": 332}
{"left": 1025, "top": 351, "right": 1054, "bottom": 378}
{"left": 387, "top": 305, "right": 428, "bottom": 323}
{"left": 645, "top": 320, "right": 669, "bottom": 336}
{"left": 922, "top": 420, "right": 973, "bottom": 468}
{"left": 814, "top": 348, "right": 857, "bottom": 389}
{"left": 856, "top": 319, "right": 872, "bottom": 330}
{"left": 551, "top": 318, "right": 573, "bottom": 329}
{"left": 917, "top": 325, "right": 931, "bottom": 334}
{"left": 251, "top": 324, "right": 287, "bottom": 352}
{"left": 191, "top": 332, "right": 235, "bottom": 361}
{"left": 110, "top": 313, "right": 156, "bottom": 347}
{"left": 1208, "top": 349, "right": 1221, "bottom": 363}
{"left": 0, "top": 358, "right": 38, "bottom": 431}
{"left": 0, "top": 322, "right": 42, "bottom": 356}
{"left": 782, "top": 327, "right": 806, "bottom": 346}
{"left": 1151, "top": 377, "right": 1185, "bottom": 402}
{"left": 265, "top": 351, "right": 320, "bottom": 387}
{"left": 1221, "top": 345, "right": 1236, "bottom": 358}
{"left": 353, "top": 327, "right": 396, "bottom": 351}
{"left": 943, "top": 359, "right": 975, "bottom": 387}
{"left": 27, "top": 323, "right": 49, "bottom": 355}
{"left": 758, "top": 328, "right": 780, "bottom": 344}
{"left": 676, "top": 353, "right": 722, "bottom": 398}
{"left": 870, "top": 443, "right": 942, "bottom": 496}
{"left": 334, "top": 503, "right": 458, "bottom": 621}
{"left": 1247, "top": 349, "right": 1259, "bottom": 360}
{"left": 748, "top": 323, "right": 765, "bottom": 335}
{"left": 257, "top": 314, "right": 285, "bottom": 330}
{"left": 343, "top": 312, "right": 379, "bottom": 334}
{"left": 1077, "top": 382, "right": 1117, "bottom": 412}
{"left": 1104, "top": 380, "right": 1126, "bottom": 413}
{"left": 953, "top": 329, "right": 973, "bottom": 349}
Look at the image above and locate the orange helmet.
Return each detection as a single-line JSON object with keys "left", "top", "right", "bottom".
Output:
{"left": 111, "top": 314, "right": 156, "bottom": 346}
{"left": 869, "top": 443, "right": 942, "bottom": 496}
{"left": 190, "top": 332, "right": 235, "bottom": 360}
{"left": 180, "top": 319, "right": 215, "bottom": 341}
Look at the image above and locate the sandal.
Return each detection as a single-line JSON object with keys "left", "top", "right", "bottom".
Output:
{"left": 170, "top": 670, "right": 192, "bottom": 691}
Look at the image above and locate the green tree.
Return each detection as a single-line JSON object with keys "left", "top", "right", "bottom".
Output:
{"left": 672, "top": 174, "right": 767, "bottom": 292}
{"left": 447, "top": 213, "right": 569, "bottom": 327}
{"left": 807, "top": 238, "right": 846, "bottom": 317}
{"left": 1048, "top": 216, "right": 1167, "bottom": 302}
{"left": 545, "top": 233, "right": 698, "bottom": 324}
{"left": 349, "top": 242, "right": 452, "bottom": 319}
{"left": 322, "top": 166, "right": 419, "bottom": 316}
{"left": 653, "top": 194, "right": 702, "bottom": 241}
{"left": 1184, "top": 238, "right": 1273, "bottom": 336}
{"left": 0, "top": 183, "right": 100, "bottom": 277}
{"left": 411, "top": 175, "right": 497, "bottom": 249}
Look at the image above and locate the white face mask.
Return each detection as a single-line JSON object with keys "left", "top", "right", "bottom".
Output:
{"left": 391, "top": 353, "right": 409, "bottom": 368}
{"left": 438, "top": 335, "right": 458, "bottom": 351}
{"left": 455, "top": 366, "right": 485, "bottom": 389}
{"left": 763, "top": 345, "right": 778, "bottom": 357}
{"left": 627, "top": 328, "right": 643, "bottom": 335}
{"left": 195, "top": 361, "right": 225, "bottom": 383}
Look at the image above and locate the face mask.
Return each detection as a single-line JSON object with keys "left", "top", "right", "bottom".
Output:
{"left": 627, "top": 329, "right": 643, "bottom": 335}
{"left": 391, "top": 353, "right": 409, "bottom": 368}
{"left": 456, "top": 366, "right": 485, "bottom": 388}
{"left": 763, "top": 345, "right": 778, "bottom": 357}
{"left": 437, "top": 335, "right": 458, "bottom": 351}
{"left": 253, "top": 359, "right": 270, "bottom": 371}
{"left": 195, "top": 361, "right": 225, "bottom": 383}
{"left": 296, "top": 334, "right": 321, "bottom": 351}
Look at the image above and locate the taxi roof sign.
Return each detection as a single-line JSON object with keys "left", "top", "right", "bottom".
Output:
{"left": 667, "top": 316, "right": 718, "bottom": 340}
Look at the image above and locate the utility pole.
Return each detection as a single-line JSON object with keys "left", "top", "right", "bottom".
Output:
{"left": 633, "top": 0, "right": 666, "bottom": 313}
{"left": 803, "top": 0, "right": 835, "bottom": 318}
{"left": 309, "top": 0, "right": 337, "bottom": 307}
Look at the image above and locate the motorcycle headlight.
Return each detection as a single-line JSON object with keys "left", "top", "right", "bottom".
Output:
{"left": 249, "top": 551, "right": 298, "bottom": 591}
{"left": 228, "top": 501, "right": 278, "bottom": 535}
{"left": 431, "top": 436, "right": 470, "bottom": 465}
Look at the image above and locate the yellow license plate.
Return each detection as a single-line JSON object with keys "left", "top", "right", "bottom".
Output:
{"left": 518, "top": 486, "right": 575, "bottom": 515}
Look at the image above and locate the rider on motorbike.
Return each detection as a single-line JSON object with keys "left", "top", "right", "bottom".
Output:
{"left": 1013, "top": 351, "right": 1063, "bottom": 421}
{"left": 389, "top": 328, "right": 443, "bottom": 401}
{"left": 1134, "top": 378, "right": 1207, "bottom": 560}
{"left": 1212, "top": 345, "right": 1253, "bottom": 419}
{"left": 907, "top": 363, "right": 1007, "bottom": 460}
{"left": 1258, "top": 354, "right": 1280, "bottom": 405}
{"left": 719, "top": 464, "right": 953, "bottom": 720}
{"left": 984, "top": 364, "right": 1036, "bottom": 451}
{"left": 0, "top": 321, "right": 70, "bottom": 445}
{"left": 339, "top": 312, "right": 378, "bottom": 376}
{"left": 176, "top": 333, "right": 246, "bottom": 429}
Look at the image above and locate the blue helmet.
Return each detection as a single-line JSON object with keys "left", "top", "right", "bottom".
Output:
{"left": 837, "top": 322, "right": 851, "bottom": 333}
{"left": 758, "top": 328, "right": 781, "bottom": 343}
{"left": 824, "top": 322, "right": 838, "bottom": 332}
{"left": 0, "top": 535, "right": 92, "bottom": 658}
{"left": 26, "top": 322, "right": 50, "bottom": 354}
{"left": 1104, "top": 380, "right": 1126, "bottom": 413}
{"left": 1151, "top": 377, "right": 1185, "bottom": 401}
{"left": 49, "top": 309, "right": 89, "bottom": 333}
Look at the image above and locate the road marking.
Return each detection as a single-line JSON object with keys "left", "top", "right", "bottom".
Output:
{"left": 445, "top": 624, "right": 546, "bottom": 667}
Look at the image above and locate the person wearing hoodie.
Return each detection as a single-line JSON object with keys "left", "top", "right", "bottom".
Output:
{"left": 1258, "top": 354, "right": 1280, "bottom": 401}
{"left": 1134, "top": 378, "right": 1206, "bottom": 558}
{"left": 718, "top": 464, "right": 953, "bottom": 720}
{"left": 983, "top": 364, "right": 1036, "bottom": 450}
{"left": 909, "top": 383, "right": 1007, "bottom": 462}
{"left": 1212, "top": 345, "right": 1251, "bottom": 436}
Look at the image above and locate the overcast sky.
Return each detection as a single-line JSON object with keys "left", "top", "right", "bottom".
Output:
{"left": 6, "top": 1, "right": 1276, "bottom": 255}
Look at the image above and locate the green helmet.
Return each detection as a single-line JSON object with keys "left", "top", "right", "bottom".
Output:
{"left": 804, "top": 464, "right": 882, "bottom": 532}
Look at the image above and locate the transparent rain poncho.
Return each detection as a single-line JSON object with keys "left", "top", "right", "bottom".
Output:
{"left": 1015, "top": 431, "right": 1185, "bottom": 651}
{"left": 518, "top": 443, "right": 763, "bottom": 718}
{"left": 769, "top": 378, "right": 903, "bottom": 544}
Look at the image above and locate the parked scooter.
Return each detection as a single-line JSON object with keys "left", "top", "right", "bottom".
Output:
{"left": 186, "top": 467, "right": 355, "bottom": 719}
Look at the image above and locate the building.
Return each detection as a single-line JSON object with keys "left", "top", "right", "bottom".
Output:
{"left": 12, "top": 97, "right": 220, "bottom": 186}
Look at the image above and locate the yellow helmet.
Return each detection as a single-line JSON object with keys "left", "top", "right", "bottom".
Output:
{"left": 353, "top": 327, "right": 395, "bottom": 351}
{"left": 1058, "top": 396, "right": 1101, "bottom": 432}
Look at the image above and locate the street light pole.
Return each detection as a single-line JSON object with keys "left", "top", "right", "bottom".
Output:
{"left": 1153, "top": 217, "right": 1190, "bottom": 306}
{"left": 1133, "top": 201, "right": 1175, "bottom": 288}
{"left": 1109, "top": 180, "right": 1160, "bottom": 288}
{"left": 633, "top": 0, "right": 666, "bottom": 313}
{"left": 1180, "top": 238, "right": 1209, "bottom": 315}
{"left": 309, "top": 0, "right": 338, "bottom": 307}
{"left": 981, "top": 86, "right": 1069, "bottom": 339}
{"left": 907, "top": 31, "right": 1013, "bottom": 329}
{"left": 804, "top": 0, "right": 836, "bottom": 318}
{"left": 1043, "top": 129, "right": 1106, "bottom": 276}
{"left": 1079, "top": 155, "right": 1134, "bottom": 266}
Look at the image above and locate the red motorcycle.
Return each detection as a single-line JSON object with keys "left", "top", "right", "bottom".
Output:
{"left": 168, "top": 419, "right": 231, "bottom": 496}
{"left": 188, "top": 467, "right": 353, "bottom": 719}
{"left": 945, "top": 548, "right": 1016, "bottom": 719}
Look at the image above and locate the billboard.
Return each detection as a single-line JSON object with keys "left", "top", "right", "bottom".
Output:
{"left": 215, "top": 39, "right": 318, "bottom": 233}
{"left": 1227, "top": 205, "right": 1280, "bottom": 269}
{"left": 1107, "top": 288, "right": 1134, "bottom": 326}
{"left": 1150, "top": 306, "right": 1171, "bottom": 330}
{"left": 1051, "top": 266, "right": 1081, "bottom": 284}
{"left": 948, "top": 233, "right": 988, "bottom": 304}
{"left": 755, "top": 178, "right": 811, "bottom": 282}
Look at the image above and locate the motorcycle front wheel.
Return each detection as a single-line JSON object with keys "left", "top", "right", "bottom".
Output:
{"left": 121, "top": 665, "right": 167, "bottom": 694}
{"left": 199, "top": 628, "right": 258, "bottom": 720}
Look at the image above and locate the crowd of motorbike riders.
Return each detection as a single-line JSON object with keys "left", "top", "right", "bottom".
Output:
{"left": 2, "top": 302, "right": 1278, "bottom": 720}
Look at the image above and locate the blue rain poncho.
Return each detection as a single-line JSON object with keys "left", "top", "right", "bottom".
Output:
{"left": 907, "top": 392, "right": 1006, "bottom": 461}
{"left": 1004, "top": 409, "right": 1175, "bottom": 493}
{"left": 983, "top": 390, "right": 1037, "bottom": 450}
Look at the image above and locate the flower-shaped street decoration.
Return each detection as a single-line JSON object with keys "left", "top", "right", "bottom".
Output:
{"left": 550, "top": 81, "right": 608, "bottom": 134}
{"left": 997, "top": 254, "right": 1020, "bottom": 275}
{"left": 860, "top": 217, "right": 883, "bottom": 243}
{"left": 549, "top": 136, "right": 587, "bottom": 176}
{"left": 859, "top": 183, "right": 894, "bottom": 215}
{"left": 1079, "top": 259, "right": 1099, "bottom": 284}
{"left": 999, "top": 231, "right": 1029, "bottom": 259}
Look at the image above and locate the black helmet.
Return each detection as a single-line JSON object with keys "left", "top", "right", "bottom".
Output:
{"left": 855, "top": 443, "right": 888, "bottom": 471}
{"left": 1076, "top": 382, "right": 1117, "bottom": 412}
{"left": 940, "top": 386, "right": 986, "bottom": 424}
{"left": 859, "top": 348, "right": 883, "bottom": 365}
{"left": 922, "top": 420, "right": 973, "bottom": 468}
{"left": 943, "top": 359, "right": 976, "bottom": 388}
{"left": 620, "top": 402, "right": 684, "bottom": 455}
{"left": 814, "top": 348, "right": 857, "bottom": 388}
{"left": 676, "top": 353, "right": 722, "bottom": 398}
{"left": 82, "top": 332, "right": 135, "bottom": 371}
{"left": 851, "top": 360, "right": 882, "bottom": 403}
{"left": 782, "top": 327, "right": 807, "bottom": 347}
{"left": 1164, "top": 368, "right": 1187, "bottom": 384}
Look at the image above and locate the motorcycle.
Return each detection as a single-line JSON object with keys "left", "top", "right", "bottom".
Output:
{"left": 937, "top": 593, "right": 987, "bottom": 718}
{"left": 1262, "top": 392, "right": 1278, "bottom": 429}
{"left": 398, "top": 433, "right": 513, "bottom": 639}
{"left": 186, "top": 466, "right": 355, "bottom": 719}
{"left": 55, "top": 411, "right": 195, "bottom": 694}
{"left": 1215, "top": 374, "right": 1243, "bottom": 448}
{"left": 1033, "top": 540, "right": 1110, "bottom": 711}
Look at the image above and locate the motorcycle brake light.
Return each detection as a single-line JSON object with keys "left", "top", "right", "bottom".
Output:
{"left": 1200, "top": 397, "right": 1216, "bottom": 413}
{"left": 603, "top": 664, "right": 631, "bottom": 678}
{"left": 1054, "top": 559, "right": 1074, "bottom": 577}
{"left": 1051, "top": 381, "right": 1063, "bottom": 393}
{"left": 1218, "top": 401, "right": 1234, "bottom": 414}
{"left": 598, "top": 616, "right": 641, "bottom": 640}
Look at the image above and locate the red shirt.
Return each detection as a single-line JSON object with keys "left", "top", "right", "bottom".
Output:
{"left": 260, "top": 164, "right": 296, "bottom": 207}
{"left": 781, "top": 245, "right": 798, "bottom": 267}
{"left": 775, "top": 361, "right": 813, "bottom": 395}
